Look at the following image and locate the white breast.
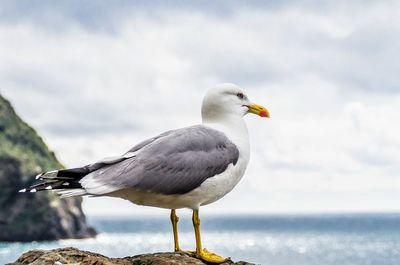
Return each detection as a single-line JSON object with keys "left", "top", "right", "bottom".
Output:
{"left": 194, "top": 120, "right": 250, "bottom": 206}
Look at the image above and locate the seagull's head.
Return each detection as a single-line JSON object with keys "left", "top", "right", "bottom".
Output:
{"left": 202, "top": 83, "right": 270, "bottom": 123}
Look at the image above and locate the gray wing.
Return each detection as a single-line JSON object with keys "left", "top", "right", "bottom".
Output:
{"left": 80, "top": 125, "right": 239, "bottom": 195}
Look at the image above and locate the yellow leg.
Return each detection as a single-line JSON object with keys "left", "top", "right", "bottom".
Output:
{"left": 170, "top": 209, "right": 181, "bottom": 252}
{"left": 192, "top": 209, "right": 230, "bottom": 263}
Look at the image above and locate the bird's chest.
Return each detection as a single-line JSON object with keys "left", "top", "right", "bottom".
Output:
{"left": 195, "top": 154, "right": 249, "bottom": 206}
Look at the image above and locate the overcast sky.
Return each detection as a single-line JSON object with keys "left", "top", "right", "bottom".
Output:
{"left": 1, "top": 0, "right": 400, "bottom": 216}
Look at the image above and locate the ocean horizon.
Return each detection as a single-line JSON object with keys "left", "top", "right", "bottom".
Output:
{"left": 2, "top": 213, "right": 400, "bottom": 264}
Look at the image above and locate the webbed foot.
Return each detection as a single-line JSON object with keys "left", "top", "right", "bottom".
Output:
{"left": 196, "top": 248, "right": 230, "bottom": 263}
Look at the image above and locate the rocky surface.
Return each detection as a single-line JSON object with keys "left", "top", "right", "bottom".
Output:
{"left": 0, "top": 94, "right": 96, "bottom": 241}
{"left": 9, "top": 247, "right": 255, "bottom": 265}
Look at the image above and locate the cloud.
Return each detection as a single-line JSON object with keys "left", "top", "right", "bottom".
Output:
{"left": 1, "top": 1, "right": 400, "bottom": 214}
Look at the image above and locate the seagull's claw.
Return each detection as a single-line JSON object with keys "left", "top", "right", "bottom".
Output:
{"left": 196, "top": 248, "right": 230, "bottom": 263}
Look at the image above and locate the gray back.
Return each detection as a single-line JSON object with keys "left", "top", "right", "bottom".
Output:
{"left": 87, "top": 125, "right": 239, "bottom": 195}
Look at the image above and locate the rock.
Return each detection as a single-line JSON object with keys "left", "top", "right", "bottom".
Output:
{"left": 8, "top": 247, "right": 255, "bottom": 265}
{"left": 0, "top": 94, "right": 96, "bottom": 241}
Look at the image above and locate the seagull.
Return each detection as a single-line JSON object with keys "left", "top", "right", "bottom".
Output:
{"left": 20, "top": 83, "right": 269, "bottom": 263}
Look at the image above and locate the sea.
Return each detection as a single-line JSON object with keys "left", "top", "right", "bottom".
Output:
{"left": 1, "top": 213, "right": 400, "bottom": 265}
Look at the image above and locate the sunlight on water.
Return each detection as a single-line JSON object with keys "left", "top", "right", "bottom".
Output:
{"left": 2, "top": 214, "right": 400, "bottom": 265}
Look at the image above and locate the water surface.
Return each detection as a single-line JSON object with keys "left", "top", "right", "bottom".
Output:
{"left": 1, "top": 213, "right": 400, "bottom": 264}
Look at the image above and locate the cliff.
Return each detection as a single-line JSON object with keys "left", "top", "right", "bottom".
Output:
{"left": 0, "top": 94, "right": 96, "bottom": 241}
{"left": 8, "top": 247, "right": 255, "bottom": 265}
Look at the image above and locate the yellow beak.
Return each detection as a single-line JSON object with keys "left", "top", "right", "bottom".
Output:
{"left": 247, "top": 103, "right": 270, "bottom": 118}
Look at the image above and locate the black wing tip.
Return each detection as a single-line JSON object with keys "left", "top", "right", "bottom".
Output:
{"left": 18, "top": 180, "right": 82, "bottom": 194}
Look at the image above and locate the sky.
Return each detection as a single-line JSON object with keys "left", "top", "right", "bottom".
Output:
{"left": 1, "top": 0, "right": 400, "bottom": 216}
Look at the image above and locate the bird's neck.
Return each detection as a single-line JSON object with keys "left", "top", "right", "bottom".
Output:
{"left": 202, "top": 114, "right": 250, "bottom": 158}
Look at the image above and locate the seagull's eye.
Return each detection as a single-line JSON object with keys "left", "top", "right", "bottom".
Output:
{"left": 237, "top": 93, "right": 244, "bottom": 100}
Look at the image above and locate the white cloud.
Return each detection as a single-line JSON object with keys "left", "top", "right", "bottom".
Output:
{"left": 1, "top": 1, "right": 400, "bottom": 215}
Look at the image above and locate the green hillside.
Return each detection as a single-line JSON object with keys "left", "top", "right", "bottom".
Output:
{"left": 0, "top": 94, "right": 95, "bottom": 241}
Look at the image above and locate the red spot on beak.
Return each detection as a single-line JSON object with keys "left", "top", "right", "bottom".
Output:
{"left": 260, "top": 111, "right": 268, "bottom": 117}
